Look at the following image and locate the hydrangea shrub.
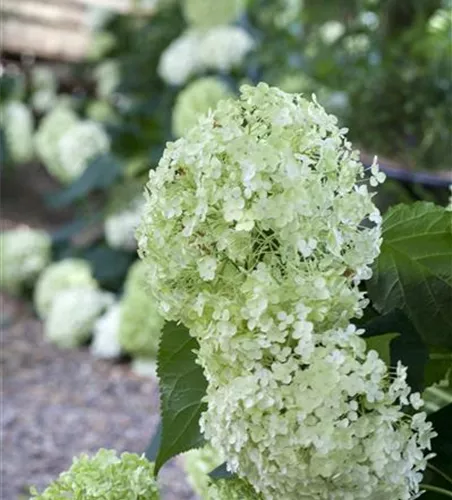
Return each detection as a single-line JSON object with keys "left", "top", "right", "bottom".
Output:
{"left": 1, "top": 101, "right": 34, "bottom": 163}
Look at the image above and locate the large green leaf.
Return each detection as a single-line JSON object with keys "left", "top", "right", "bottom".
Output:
{"left": 155, "top": 322, "right": 207, "bottom": 475}
{"left": 367, "top": 202, "right": 452, "bottom": 348}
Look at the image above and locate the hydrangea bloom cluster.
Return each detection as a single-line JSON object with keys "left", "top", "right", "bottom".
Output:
{"left": 119, "top": 260, "right": 165, "bottom": 358}
{"left": 182, "top": 0, "right": 245, "bottom": 28}
{"left": 95, "top": 59, "right": 120, "bottom": 99}
{"left": 137, "top": 83, "right": 434, "bottom": 499}
{"left": 45, "top": 287, "right": 113, "bottom": 348}
{"left": 0, "top": 227, "right": 51, "bottom": 295}
{"left": 206, "top": 477, "right": 263, "bottom": 500}
{"left": 58, "top": 121, "right": 110, "bottom": 182}
{"left": 158, "top": 27, "right": 254, "bottom": 86}
{"left": 30, "top": 66, "right": 57, "bottom": 113}
{"left": 34, "top": 104, "right": 79, "bottom": 183}
{"left": 172, "top": 77, "right": 232, "bottom": 137}
{"left": 30, "top": 449, "right": 160, "bottom": 499}
{"left": 91, "top": 303, "right": 122, "bottom": 359}
{"left": 34, "top": 258, "right": 97, "bottom": 319}
{"left": 183, "top": 446, "right": 223, "bottom": 498}
{"left": 105, "top": 197, "right": 145, "bottom": 251}
{"left": 1, "top": 101, "right": 34, "bottom": 164}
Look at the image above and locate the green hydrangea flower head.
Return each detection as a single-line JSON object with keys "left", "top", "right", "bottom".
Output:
{"left": 34, "top": 258, "right": 98, "bottom": 319}
{"left": 119, "top": 260, "right": 165, "bottom": 358}
{"left": 30, "top": 66, "right": 57, "bottom": 113}
{"left": 182, "top": 0, "right": 246, "bottom": 28}
{"left": 183, "top": 446, "right": 223, "bottom": 498}
{"left": 206, "top": 477, "right": 263, "bottom": 500}
{"left": 34, "top": 103, "right": 79, "bottom": 183}
{"left": 95, "top": 59, "right": 120, "bottom": 99}
{"left": 1, "top": 101, "right": 34, "bottom": 164}
{"left": 30, "top": 449, "right": 160, "bottom": 499}
{"left": 44, "top": 287, "right": 114, "bottom": 348}
{"left": 0, "top": 227, "right": 51, "bottom": 294}
{"left": 172, "top": 77, "right": 233, "bottom": 138}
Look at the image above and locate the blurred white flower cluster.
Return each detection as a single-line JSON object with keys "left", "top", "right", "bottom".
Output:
{"left": 30, "top": 66, "right": 58, "bottom": 113}
{"left": 105, "top": 197, "right": 144, "bottom": 251}
{"left": 172, "top": 77, "right": 232, "bottom": 137}
{"left": 1, "top": 101, "right": 34, "bottom": 164}
{"left": 183, "top": 446, "right": 223, "bottom": 498}
{"left": 0, "top": 227, "right": 51, "bottom": 294}
{"left": 138, "top": 83, "right": 435, "bottom": 499}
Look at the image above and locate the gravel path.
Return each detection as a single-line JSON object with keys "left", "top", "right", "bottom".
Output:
{"left": 1, "top": 294, "right": 195, "bottom": 500}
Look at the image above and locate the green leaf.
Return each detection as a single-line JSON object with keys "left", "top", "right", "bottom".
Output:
{"left": 367, "top": 202, "right": 452, "bottom": 349}
{"left": 366, "top": 333, "right": 400, "bottom": 365}
{"left": 209, "top": 462, "right": 234, "bottom": 480}
{"left": 145, "top": 422, "right": 162, "bottom": 462}
{"left": 46, "top": 153, "right": 122, "bottom": 208}
{"left": 155, "top": 322, "right": 207, "bottom": 475}
{"left": 425, "top": 348, "right": 452, "bottom": 388}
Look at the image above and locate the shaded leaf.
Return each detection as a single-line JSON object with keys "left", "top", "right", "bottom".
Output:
{"left": 145, "top": 422, "right": 162, "bottom": 462}
{"left": 366, "top": 333, "right": 400, "bottom": 365}
{"left": 209, "top": 462, "right": 234, "bottom": 480}
{"left": 155, "top": 322, "right": 207, "bottom": 475}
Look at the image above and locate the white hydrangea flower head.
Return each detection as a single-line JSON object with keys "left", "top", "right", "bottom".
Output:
{"left": 34, "top": 258, "right": 97, "bottom": 319}
{"left": 206, "top": 477, "right": 263, "bottom": 500}
{"left": 131, "top": 357, "right": 157, "bottom": 378}
{"left": 182, "top": 0, "right": 245, "bottom": 28}
{"left": 201, "top": 325, "right": 436, "bottom": 500}
{"left": 138, "top": 83, "right": 383, "bottom": 332}
{"left": 45, "top": 287, "right": 114, "bottom": 348}
{"left": 158, "top": 31, "right": 203, "bottom": 86}
{"left": 183, "top": 446, "right": 224, "bottom": 498}
{"left": 172, "top": 77, "right": 233, "bottom": 138}
{"left": 95, "top": 59, "right": 120, "bottom": 99}
{"left": 105, "top": 197, "right": 144, "bottom": 251}
{"left": 119, "top": 260, "right": 165, "bottom": 358}
{"left": 199, "top": 26, "right": 255, "bottom": 72}
{"left": 90, "top": 303, "right": 122, "bottom": 359}
{"left": 0, "top": 227, "right": 51, "bottom": 295}
{"left": 34, "top": 104, "right": 79, "bottom": 183}
{"left": 1, "top": 101, "right": 34, "bottom": 163}
{"left": 57, "top": 121, "right": 110, "bottom": 182}
{"left": 319, "top": 21, "right": 345, "bottom": 45}
{"left": 30, "top": 66, "right": 57, "bottom": 113}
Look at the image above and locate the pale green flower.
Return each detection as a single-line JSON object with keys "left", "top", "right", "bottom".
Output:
{"left": 183, "top": 446, "right": 223, "bottom": 498}
{"left": 182, "top": 0, "right": 245, "bottom": 28}
{"left": 0, "top": 227, "right": 51, "bottom": 294}
{"left": 206, "top": 477, "right": 263, "bottom": 499}
{"left": 30, "top": 449, "right": 160, "bottom": 499}
{"left": 30, "top": 66, "right": 57, "bottom": 113}
{"left": 34, "top": 259, "right": 97, "bottom": 319}
{"left": 95, "top": 59, "right": 120, "bottom": 99}
{"left": 90, "top": 302, "right": 122, "bottom": 359}
{"left": 105, "top": 198, "right": 144, "bottom": 251}
{"left": 1, "top": 101, "right": 34, "bottom": 163}
{"left": 119, "top": 260, "right": 165, "bottom": 358}
{"left": 45, "top": 287, "right": 113, "bottom": 348}
{"left": 173, "top": 77, "right": 233, "bottom": 137}
{"left": 319, "top": 21, "right": 345, "bottom": 45}
{"left": 34, "top": 104, "right": 79, "bottom": 183}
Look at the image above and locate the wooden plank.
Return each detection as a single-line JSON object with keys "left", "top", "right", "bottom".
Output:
{"left": 2, "top": 0, "right": 85, "bottom": 27}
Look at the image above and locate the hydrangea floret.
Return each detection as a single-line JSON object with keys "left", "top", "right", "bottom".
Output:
{"left": 137, "top": 83, "right": 435, "bottom": 499}
{"left": 182, "top": 0, "right": 245, "bottom": 28}
{"left": 0, "top": 227, "right": 51, "bottom": 295}
{"left": 118, "top": 260, "right": 165, "bottom": 358}
{"left": 30, "top": 449, "right": 160, "bottom": 499}
{"left": 45, "top": 287, "right": 114, "bottom": 348}
{"left": 90, "top": 302, "right": 123, "bottom": 359}
{"left": 182, "top": 445, "right": 223, "bottom": 498}
{"left": 172, "top": 77, "right": 233, "bottom": 138}
{"left": 1, "top": 101, "right": 34, "bottom": 164}
{"left": 34, "top": 258, "right": 98, "bottom": 319}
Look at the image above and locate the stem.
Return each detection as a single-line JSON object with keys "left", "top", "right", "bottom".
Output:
{"left": 421, "top": 484, "right": 452, "bottom": 498}
{"left": 427, "top": 463, "right": 452, "bottom": 487}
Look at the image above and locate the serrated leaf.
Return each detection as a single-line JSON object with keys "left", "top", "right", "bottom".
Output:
{"left": 425, "top": 348, "right": 452, "bottom": 388}
{"left": 155, "top": 322, "right": 207, "bottom": 475}
{"left": 145, "top": 421, "right": 162, "bottom": 462}
{"left": 367, "top": 202, "right": 452, "bottom": 348}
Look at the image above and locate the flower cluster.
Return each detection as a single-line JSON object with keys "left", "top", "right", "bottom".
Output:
{"left": 158, "top": 26, "right": 254, "bottom": 86}
{"left": 172, "top": 77, "right": 232, "bottom": 137}
{"left": 206, "top": 477, "right": 263, "bottom": 500}
{"left": 30, "top": 449, "right": 160, "bottom": 500}
{"left": 0, "top": 227, "right": 51, "bottom": 295}
{"left": 183, "top": 445, "right": 223, "bottom": 498}
{"left": 91, "top": 302, "right": 123, "bottom": 359}
{"left": 34, "top": 258, "right": 98, "bottom": 319}
{"left": 95, "top": 59, "right": 120, "bottom": 99}
{"left": 119, "top": 260, "right": 165, "bottom": 358}
{"left": 30, "top": 66, "right": 57, "bottom": 113}
{"left": 45, "top": 287, "right": 113, "bottom": 348}
{"left": 34, "top": 103, "right": 79, "bottom": 183}
{"left": 105, "top": 197, "right": 144, "bottom": 251}
{"left": 1, "top": 101, "right": 34, "bottom": 164}
{"left": 182, "top": 0, "right": 245, "bottom": 28}
{"left": 137, "top": 83, "right": 434, "bottom": 499}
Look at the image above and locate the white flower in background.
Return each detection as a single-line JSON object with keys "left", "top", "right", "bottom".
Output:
{"left": 45, "top": 287, "right": 114, "bottom": 348}
{"left": 34, "top": 104, "right": 79, "bottom": 183}
{"left": 90, "top": 303, "right": 122, "bottom": 359}
{"left": 105, "top": 197, "right": 144, "bottom": 251}
{"left": 319, "top": 21, "right": 345, "bottom": 45}
{"left": 183, "top": 446, "right": 223, "bottom": 498}
{"left": 118, "top": 260, "right": 165, "bottom": 358}
{"left": 95, "top": 59, "right": 120, "bottom": 99}
{"left": 206, "top": 477, "right": 263, "bottom": 500}
{"left": 0, "top": 227, "right": 51, "bottom": 295}
{"left": 158, "top": 31, "right": 203, "bottom": 86}
{"left": 182, "top": 0, "right": 245, "bottom": 28}
{"left": 1, "top": 101, "right": 34, "bottom": 163}
{"left": 172, "top": 77, "right": 233, "bottom": 137}
{"left": 199, "top": 26, "right": 255, "bottom": 72}
{"left": 344, "top": 33, "right": 370, "bottom": 54}
{"left": 57, "top": 121, "right": 110, "bottom": 182}
{"left": 30, "top": 66, "right": 57, "bottom": 113}
{"left": 34, "top": 258, "right": 98, "bottom": 319}
{"left": 131, "top": 357, "right": 157, "bottom": 378}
